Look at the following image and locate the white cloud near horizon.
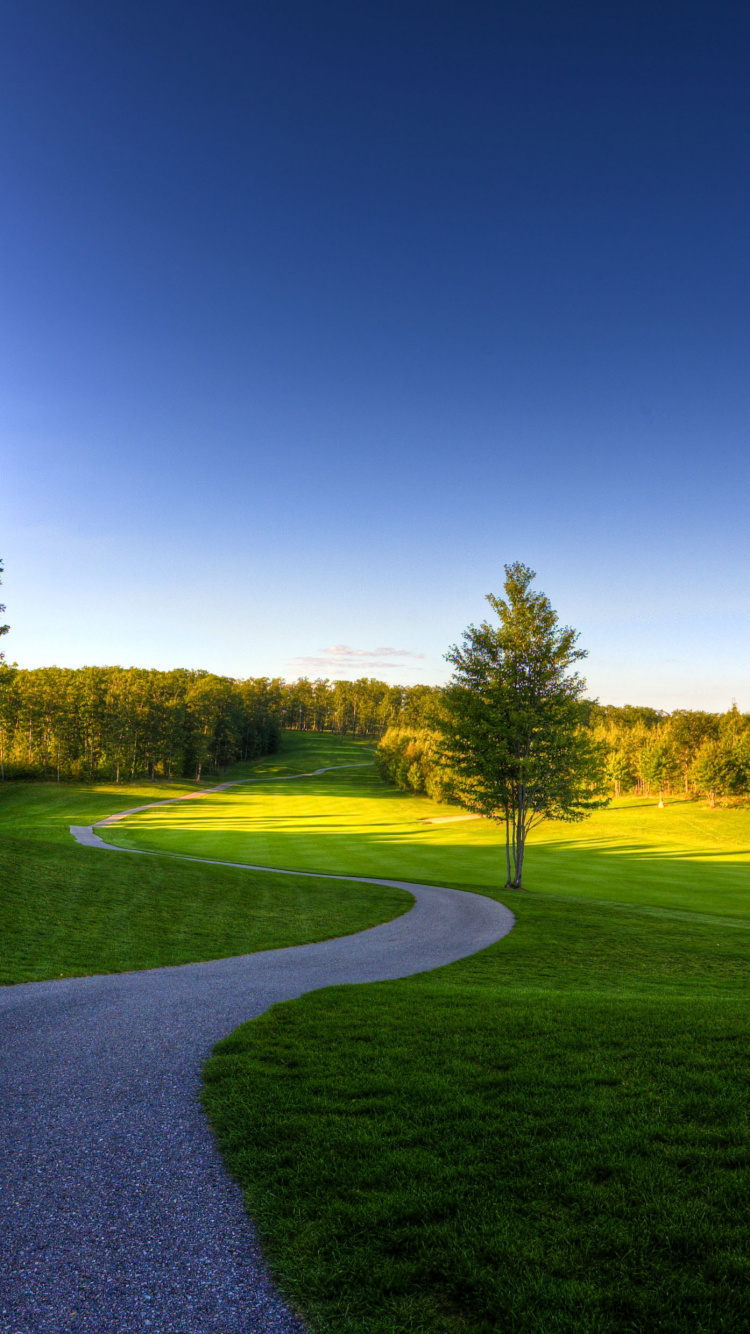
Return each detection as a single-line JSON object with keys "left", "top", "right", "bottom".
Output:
{"left": 289, "top": 644, "right": 427, "bottom": 675}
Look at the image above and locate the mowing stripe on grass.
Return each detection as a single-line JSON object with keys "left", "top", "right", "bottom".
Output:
{"left": 2, "top": 761, "right": 513, "bottom": 1334}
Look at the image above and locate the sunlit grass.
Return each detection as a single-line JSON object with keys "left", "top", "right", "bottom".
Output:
{"left": 9, "top": 728, "right": 750, "bottom": 1327}
{"left": 194, "top": 733, "right": 750, "bottom": 1333}
{"left": 104, "top": 736, "right": 750, "bottom": 920}
{"left": 0, "top": 739, "right": 408, "bottom": 984}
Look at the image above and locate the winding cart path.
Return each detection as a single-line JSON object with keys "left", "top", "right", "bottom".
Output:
{"left": 0, "top": 766, "right": 514, "bottom": 1334}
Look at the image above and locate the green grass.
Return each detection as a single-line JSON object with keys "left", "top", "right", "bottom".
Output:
{"left": 8, "top": 729, "right": 750, "bottom": 1327}
{"left": 203, "top": 927, "right": 750, "bottom": 1334}
{"left": 0, "top": 736, "right": 408, "bottom": 984}
{"left": 189, "top": 735, "right": 750, "bottom": 1334}
{"left": 105, "top": 736, "right": 750, "bottom": 922}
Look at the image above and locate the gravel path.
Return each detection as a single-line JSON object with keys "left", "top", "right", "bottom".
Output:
{"left": 0, "top": 767, "right": 514, "bottom": 1333}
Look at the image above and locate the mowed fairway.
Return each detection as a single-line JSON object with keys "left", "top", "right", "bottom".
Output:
{"left": 13, "top": 731, "right": 750, "bottom": 1331}
{"left": 0, "top": 738, "right": 410, "bottom": 984}
{"left": 103, "top": 731, "right": 750, "bottom": 921}
{"left": 185, "top": 734, "right": 749, "bottom": 1334}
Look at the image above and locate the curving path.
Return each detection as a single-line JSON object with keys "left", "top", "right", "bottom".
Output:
{"left": 0, "top": 765, "right": 514, "bottom": 1334}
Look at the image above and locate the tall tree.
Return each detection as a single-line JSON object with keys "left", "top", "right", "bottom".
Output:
{"left": 670, "top": 710, "right": 718, "bottom": 794}
{"left": 441, "top": 563, "right": 608, "bottom": 889}
{"left": 639, "top": 737, "right": 679, "bottom": 807}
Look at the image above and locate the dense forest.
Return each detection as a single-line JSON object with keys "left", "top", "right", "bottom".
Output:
{"left": 0, "top": 668, "right": 440, "bottom": 781}
{"left": 2, "top": 663, "right": 748, "bottom": 802}
{"left": 377, "top": 701, "right": 750, "bottom": 807}
{"left": 0, "top": 666, "right": 281, "bottom": 782}
{"left": 276, "top": 676, "right": 440, "bottom": 736}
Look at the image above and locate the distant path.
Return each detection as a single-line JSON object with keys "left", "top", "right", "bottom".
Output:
{"left": 0, "top": 763, "right": 514, "bottom": 1334}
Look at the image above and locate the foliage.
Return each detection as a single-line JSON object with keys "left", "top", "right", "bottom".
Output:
{"left": 380, "top": 701, "right": 750, "bottom": 809}
{"left": 0, "top": 666, "right": 278, "bottom": 782}
{"left": 639, "top": 737, "right": 680, "bottom": 803}
{"left": 374, "top": 691, "right": 455, "bottom": 800}
{"left": 691, "top": 734, "right": 750, "bottom": 807}
{"left": 586, "top": 706, "right": 750, "bottom": 804}
{"left": 605, "top": 746, "right": 635, "bottom": 797}
{"left": 439, "top": 563, "right": 608, "bottom": 887}
{"left": 0, "top": 669, "right": 448, "bottom": 783}
{"left": 375, "top": 726, "right": 456, "bottom": 802}
{"left": 276, "top": 677, "right": 443, "bottom": 737}
{"left": 3, "top": 641, "right": 748, "bottom": 800}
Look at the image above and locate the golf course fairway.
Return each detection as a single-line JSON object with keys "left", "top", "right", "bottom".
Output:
{"left": 94, "top": 731, "right": 750, "bottom": 1334}
{"left": 6, "top": 730, "right": 750, "bottom": 1332}
{"left": 0, "top": 736, "right": 411, "bottom": 984}
{"left": 101, "top": 731, "right": 750, "bottom": 921}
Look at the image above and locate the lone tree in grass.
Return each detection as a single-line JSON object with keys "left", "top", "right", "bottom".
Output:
{"left": 441, "top": 562, "right": 608, "bottom": 889}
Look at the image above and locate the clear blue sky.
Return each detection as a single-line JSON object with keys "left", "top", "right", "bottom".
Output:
{"left": 2, "top": 0, "right": 749, "bottom": 709}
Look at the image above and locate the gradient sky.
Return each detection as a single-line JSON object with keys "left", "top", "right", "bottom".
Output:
{"left": 2, "top": 0, "right": 749, "bottom": 708}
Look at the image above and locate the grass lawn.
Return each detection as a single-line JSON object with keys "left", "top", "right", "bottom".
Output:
{"left": 8, "top": 729, "right": 750, "bottom": 1328}
{"left": 0, "top": 736, "right": 408, "bottom": 984}
{"left": 191, "top": 734, "right": 750, "bottom": 1334}
{"left": 102, "top": 735, "right": 750, "bottom": 921}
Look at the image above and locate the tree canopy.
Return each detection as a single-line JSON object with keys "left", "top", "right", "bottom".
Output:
{"left": 0, "top": 668, "right": 443, "bottom": 782}
{"left": 439, "top": 563, "right": 608, "bottom": 888}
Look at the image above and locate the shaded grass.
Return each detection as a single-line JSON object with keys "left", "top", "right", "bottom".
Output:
{"left": 0, "top": 738, "right": 407, "bottom": 983}
{"left": 203, "top": 893, "right": 750, "bottom": 1334}
{"left": 0, "top": 832, "right": 410, "bottom": 984}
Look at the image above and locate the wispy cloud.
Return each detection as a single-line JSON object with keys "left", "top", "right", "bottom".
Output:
{"left": 289, "top": 644, "right": 426, "bottom": 674}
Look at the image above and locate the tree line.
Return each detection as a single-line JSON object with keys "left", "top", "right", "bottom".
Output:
{"left": 3, "top": 658, "right": 746, "bottom": 802}
{"left": 0, "top": 667, "right": 443, "bottom": 782}
{"left": 2, "top": 639, "right": 747, "bottom": 810}
{"left": 377, "top": 699, "right": 750, "bottom": 808}
{"left": 0, "top": 666, "right": 279, "bottom": 782}
{"left": 277, "top": 676, "right": 442, "bottom": 737}
{"left": 590, "top": 702, "right": 750, "bottom": 805}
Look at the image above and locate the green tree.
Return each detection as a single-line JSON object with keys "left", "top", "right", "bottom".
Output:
{"left": 692, "top": 740, "right": 725, "bottom": 807}
{"left": 440, "top": 563, "right": 608, "bottom": 889}
{"left": 639, "top": 737, "right": 679, "bottom": 807}
{"left": 692, "top": 732, "right": 749, "bottom": 807}
{"left": 606, "top": 748, "right": 635, "bottom": 797}
{"left": 669, "top": 710, "right": 719, "bottom": 793}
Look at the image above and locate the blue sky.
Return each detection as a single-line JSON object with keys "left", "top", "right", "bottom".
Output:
{"left": 2, "top": 1, "right": 749, "bottom": 709}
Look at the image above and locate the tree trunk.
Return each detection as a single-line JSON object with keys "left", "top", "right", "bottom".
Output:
{"left": 505, "top": 804, "right": 527, "bottom": 889}
{"left": 513, "top": 836, "right": 525, "bottom": 888}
